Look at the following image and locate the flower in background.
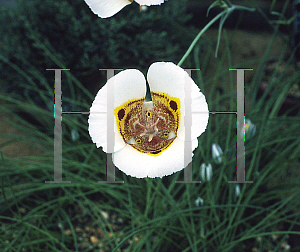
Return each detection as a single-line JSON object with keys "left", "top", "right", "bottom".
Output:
{"left": 200, "top": 163, "right": 212, "bottom": 181}
{"left": 212, "top": 143, "right": 223, "bottom": 164}
{"left": 237, "top": 118, "right": 256, "bottom": 141}
{"left": 281, "top": 242, "right": 291, "bottom": 251}
{"left": 84, "top": 0, "right": 166, "bottom": 18}
{"left": 244, "top": 118, "right": 256, "bottom": 140}
{"left": 195, "top": 197, "right": 204, "bottom": 207}
{"left": 235, "top": 184, "right": 240, "bottom": 197}
{"left": 88, "top": 62, "right": 209, "bottom": 178}
{"left": 71, "top": 129, "right": 80, "bottom": 141}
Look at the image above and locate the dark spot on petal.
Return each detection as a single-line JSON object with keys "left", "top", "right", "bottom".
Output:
{"left": 169, "top": 100, "right": 177, "bottom": 111}
{"left": 151, "top": 150, "right": 161, "bottom": 155}
{"left": 118, "top": 109, "right": 125, "bottom": 120}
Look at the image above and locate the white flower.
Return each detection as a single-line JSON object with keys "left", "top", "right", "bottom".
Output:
{"left": 88, "top": 62, "right": 209, "bottom": 178}
{"left": 281, "top": 242, "right": 291, "bottom": 251}
{"left": 237, "top": 118, "right": 256, "bottom": 141}
{"left": 244, "top": 118, "right": 256, "bottom": 140}
{"left": 212, "top": 143, "right": 223, "bottom": 164}
{"left": 84, "top": 0, "right": 166, "bottom": 18}
{"left": 199, "top": 163, "right": 212, "bottom": 181}
{"left": 195, "top": 197, "right": 204, "bottom": 207}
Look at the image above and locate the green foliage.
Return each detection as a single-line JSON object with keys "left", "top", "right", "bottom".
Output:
{"left": 0, "top": 0, "right": 197, "bottom": 95}
{"left": 0, "top": 0, "right": 300, "bottom": 251}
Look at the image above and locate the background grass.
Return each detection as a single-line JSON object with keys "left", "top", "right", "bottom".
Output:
{"left": 1, "top": 0, "right": 300, "bottom": 251}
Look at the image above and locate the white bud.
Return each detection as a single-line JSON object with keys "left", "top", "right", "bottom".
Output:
{"left": 212, "top": 143, "right": 223, "bottom": 164}
{"left": 235, "top": 184, "right": 240, "bottom": 197}
{"left": 71, "top": 129, "right": 79, "bottom": 141}
{"left": 200, "top": 163, "right": 213, "bottom": 181}
{"left": 195, "top": 197, "right": 204, "bottom": 207}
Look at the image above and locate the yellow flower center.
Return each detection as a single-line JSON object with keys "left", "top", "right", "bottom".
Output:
{"left": 114, "top": 92, "right": 180, "bottom": 156}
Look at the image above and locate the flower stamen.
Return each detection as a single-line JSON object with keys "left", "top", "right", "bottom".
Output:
{"left": 148, "top": 134, "right": 154, "bottom": 142}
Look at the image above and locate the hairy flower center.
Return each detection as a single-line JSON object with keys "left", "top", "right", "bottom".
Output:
{"left": 114, "top": 92, "right": 180, "bottom": 156}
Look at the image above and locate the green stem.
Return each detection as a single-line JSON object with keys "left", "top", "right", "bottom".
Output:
{"left": 177, "top": 10, "right": 226, "bottom": 67}
{"left": 233, "top": 4, "right": 255, "bottom": 12}
{"left": 223, "top": 0, "right": 233, "bottom": 8}
{"left": 177, "top": 4, "right": 255, "bottom": 67}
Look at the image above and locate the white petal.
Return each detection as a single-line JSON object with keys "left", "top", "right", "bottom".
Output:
{"left": 88, "top": 69, "right": 146, "bottom": 152}
{"left": 189, "top": 82, "right": 209, "bottom": 141}
{"left": 113, "top": 138, "right": 198, "bottom": 178}
{"left": 147, "top": 62, "right": 209, "bottom": 142}
{"left": 135, "top": 0, "right": 165, "bottom": 6}
{"left": 84, "top": 0, "right": 132, "bottom": 18}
